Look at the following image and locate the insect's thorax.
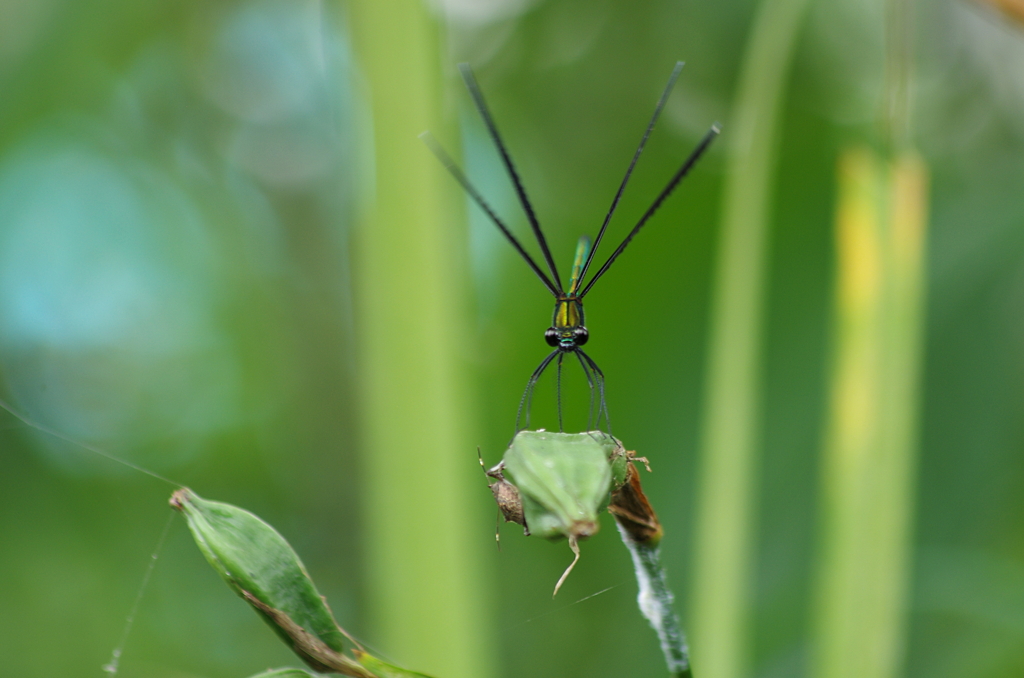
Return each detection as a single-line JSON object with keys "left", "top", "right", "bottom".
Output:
{"left": 548, "top": 295, "right": 587, "bottom": 350}
{"left": 553, "top": 295, "right": 584, "bottom": 330}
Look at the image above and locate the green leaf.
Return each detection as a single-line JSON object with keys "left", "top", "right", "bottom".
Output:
{"left": 498, "top": 431, "right": 630, "bottom": 594}
{"left": 170, "top": 488, "right": 360, "bottom": 674}
{"left": 246, "top": 670, "right": 320, "bottom": 678}
{"left": 501, "top": 431, "right": 621, "bottom": 541}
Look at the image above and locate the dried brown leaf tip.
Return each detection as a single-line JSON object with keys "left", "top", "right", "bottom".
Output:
{"left": 608, "top": 458, "right": 663, "bottom": 546}
{"left": 977, "top": 0, "right": 1024, "bottom": 26}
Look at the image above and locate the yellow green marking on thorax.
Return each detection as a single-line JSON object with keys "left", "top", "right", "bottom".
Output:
{"left": 553, "top": 296, "right": 584, "bottom": 331}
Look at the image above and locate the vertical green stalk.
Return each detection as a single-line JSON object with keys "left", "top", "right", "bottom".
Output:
{"left": 619, "top": 529, "right": 692, "bottom": 678}
{"left": 346, "top": 4, "right": 491, "bottom": 678}
{"left": 814, "top": 0, "right": 927, "bottom": 673}
{"left": 690, "top": 0, "right": 812, "bottom": 677}
{"left": 813, "top": 148, "right": 927, "bottom": 678}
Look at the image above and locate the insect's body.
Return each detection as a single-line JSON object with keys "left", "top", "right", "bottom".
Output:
{"left": 424, "top": 62, "right": 719, "bottom": 433}
{"left": 547, "top": 236, "right": 591, "bottom": 353}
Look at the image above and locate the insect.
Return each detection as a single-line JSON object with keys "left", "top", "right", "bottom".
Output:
{"left": 423, "top": 62, "right": 719, "bottom": 434}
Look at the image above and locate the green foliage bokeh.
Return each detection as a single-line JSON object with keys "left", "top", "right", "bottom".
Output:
{"left": 1, "top": 1, "right": 1023, "bottom": 677}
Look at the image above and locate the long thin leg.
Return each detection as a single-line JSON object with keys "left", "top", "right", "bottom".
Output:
{"left": 580, "top": 124, "right": 721, "bottom": 299}
{"left": 459, "top": 64, "right": 564, "bottom": 293}
{"left": 576, "top": 61, "right": 685, "bottom": 289}
{"left": 556, "top": 352, "right": 565, "bottom": 432}
{"left": 573, "top": 349, "right": 597, "bottom": 431}
{"left": 516, "top": 349, "right": 560, "bottom": 434}
{"left": 579, "top": 349, "right": 611, "bottom": 434}
{"left": 420, "top": 132, "right": 560, "bottom": 297}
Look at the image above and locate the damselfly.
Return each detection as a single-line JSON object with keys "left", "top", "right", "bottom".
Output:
{"left": 424, "top": 63, "right": 718, "bottom": 434}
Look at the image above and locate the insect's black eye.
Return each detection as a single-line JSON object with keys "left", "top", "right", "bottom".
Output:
{"left": 545, "top": 328, "right": 559, "bottom": 347}
{"left": 574, "top": 327, "right": 589, "bottom": 345}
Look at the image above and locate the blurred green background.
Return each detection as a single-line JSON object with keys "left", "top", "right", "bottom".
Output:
{"left": 2, "top": 0, "right": 1024, "bottom": 677}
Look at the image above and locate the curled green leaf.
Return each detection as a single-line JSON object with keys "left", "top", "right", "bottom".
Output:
{"left": 501, "top": 430, "right": 622, "bottom": 541}
{"left": 170, "top": 488, "right": 370, "bottom": 675}
{"left": 494, "top": 430, "right": 626, "bottom": 594}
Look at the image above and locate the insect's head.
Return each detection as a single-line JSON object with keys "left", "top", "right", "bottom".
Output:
{"left": 545, "top": 325, "right": 589, "bottom": 349}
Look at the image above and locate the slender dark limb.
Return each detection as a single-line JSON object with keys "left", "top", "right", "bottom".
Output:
{"left": 516, "top": 349, "right": 560, "bottom": 433}
{"left": 580, "top": 124, "right": 721, "bottom": 299}
{"left": 578, "top": 349, "right": 611, "bottom": 434}
{"left": 573, "top": 349, "right": 598, "bottom": 431}
{"left": 577, "top": 61, "right": 684, "bottom": 291}
{"left": 556, "top": 352, "right": 565, "bottom": 432}
{"left": 459, "top": 63, "right": 564, "bottom": 294}
{"left": 420, "top": 132, "right": 560, "bottom": 297}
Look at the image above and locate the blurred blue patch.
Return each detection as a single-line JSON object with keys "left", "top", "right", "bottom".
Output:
{"left": 201, "top": 0, "right": 354, "bottom": 192}
{"left": 0, "top": 131, "right": 241, "bottom": 474}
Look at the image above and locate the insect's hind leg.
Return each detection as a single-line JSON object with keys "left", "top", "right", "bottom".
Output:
{"left": 573, "top": 349, "right": 598, "bottom": 432}
{"left": 556, "top": 352, "right": 565, "bottom": 432}
{"left": 516, "top": 349, "right": 560, "bottom": 435}
{"left": 578, "top": 350, "right": 611, "bottom": 435}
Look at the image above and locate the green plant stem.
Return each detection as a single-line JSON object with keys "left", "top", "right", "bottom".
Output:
{"left": 345, "top": 3, "right": 491, "bottom": 677}
{"left": 813, "top": 148, "right": 927, "bottom": 678}
{"left": 814, "top": 0, "right": 926, "bottom": 673}
{"left": 690, "top": 0, "right": 812, "bottom": 676}
{"left": 618, "top": 524, "right": 691, "bottom": 678}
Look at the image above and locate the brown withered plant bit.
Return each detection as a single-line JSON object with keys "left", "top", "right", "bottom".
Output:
{"left": 552, "top": 535, "right": 582, "bottom": 598}
{"left": 608, "top": 457, "right": 663, "bottom": 546}
{"left": 478, "top": 449, "right": 527, "bottom": 533}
